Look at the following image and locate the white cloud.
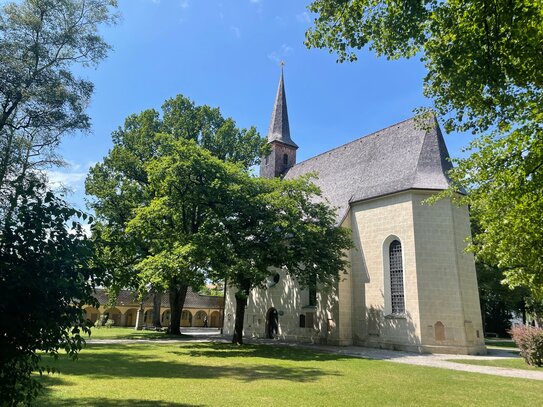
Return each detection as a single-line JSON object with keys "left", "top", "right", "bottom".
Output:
{"left": 180, "top": 0, "right": 189, "bottom": 9}
{"left": 296, "top": 11, "right": 310, "bottom": 23}
{"left": 250, "top": 0, "right": 262, "bottom": 3}
{"left": 267, "top": 44, "right": 293, "bottom": 64}
{"left": 230, "top": 26, "right": 241, "bottom": 38}
{"left": 45, "top": 161, "right": 95, "bottom": 193}
{"left": 46, "top": 170, "right": 87, "bottom": 191}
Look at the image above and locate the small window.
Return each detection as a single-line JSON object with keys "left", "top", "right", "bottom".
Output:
{"left": 389, "top": 240, "right": 405, "bottom": 315}
{"left": 299, "top": 314, "right": 306, "bottom": 328}
{"left": 283, "top": 153, "right": 288, "bottom": 165}
{"left": 273, "top": 273, "right": 280, "bottom": 284}
{"left": 265, "top": 155, "right": 269, "bottom": 165}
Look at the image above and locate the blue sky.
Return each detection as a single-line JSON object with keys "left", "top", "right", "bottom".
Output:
{"left": 51, "top": 0, "right": 473, "bottom": 210}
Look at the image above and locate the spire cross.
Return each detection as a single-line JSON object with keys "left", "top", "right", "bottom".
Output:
{"left": 280, "top": 60, "right": 285, "bottom": 68}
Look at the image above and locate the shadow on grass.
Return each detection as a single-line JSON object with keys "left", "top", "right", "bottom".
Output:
{"left": 87, "top": 331, "right": 190, "bottom": 340}
{"left": 39, "top": 343, "right": 343, "bottom": 383}
{"left": 38, "top": 395, "right": 201, "bottom": 407}
{"left": 174, "top": 342, "right": 354, "bottom": 362}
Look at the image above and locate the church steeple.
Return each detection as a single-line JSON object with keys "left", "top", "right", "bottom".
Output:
{"left": 260, "top": 63, "right": 298, "bottom": 178}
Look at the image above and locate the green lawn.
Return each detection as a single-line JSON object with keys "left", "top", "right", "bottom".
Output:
{"left": 450, "top": 358, "right": 542, "bottom": 371}
{"left": 87, "top": 327, "right": 185, "bottom": 340}
{"left": 36, "top": 342, "right": 543, "bottom": 406}
{"left": 484, "top": 339, "right": 518, "bottom": 349}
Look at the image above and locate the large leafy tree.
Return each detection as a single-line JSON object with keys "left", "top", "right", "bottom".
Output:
{"left": 126, "top": 134, "right": 353, "bottom": 344}
{"left": 86, "top": 95, "right": 265, "bottom": 334}
{"left": 0, "top": 0, "right": 117, "bottom": 194}
{"left": 0, "top": 1, "right": 116, "bottom": 403}
{"left": 205, "top": 175, "right": 353, "bottom": 344}
{"left": 305, "top": 0, "right": 543, "bottom": 299}
{"left": 0, "top": 179, "right": 99, "bottom": 405}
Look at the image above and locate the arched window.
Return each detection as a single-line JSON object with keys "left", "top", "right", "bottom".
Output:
{"left": 299, "top": 314, "right": 306, "bottom": 328}
{"left": 283, "top": 153, "right": 288, "bottom": 165}
{"left": 389, "top": 240, "right": 405, "bottom": 315}
{"left": 265, "top": 155, "right": 269, "bottom": 165}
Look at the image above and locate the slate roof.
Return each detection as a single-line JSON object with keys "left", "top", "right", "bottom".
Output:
{"left": 266, "top": 67, "right": 298, "bottom": 148}
{"left": 93, "top": 287, "right": 223, "bottom": 309}
{"left": 283, "top": 116, "right": 453, "bottom": 224}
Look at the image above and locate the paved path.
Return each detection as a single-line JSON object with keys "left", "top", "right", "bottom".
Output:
{"left": 88, "top": 334, "right": 543, "bottom": 381}
{"left": 261, "top": 341, "right": 543, "bottom": 381}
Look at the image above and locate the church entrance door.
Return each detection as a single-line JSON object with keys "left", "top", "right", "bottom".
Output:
{"left": 266, "top": 307, "right": 279, "bottom": 339}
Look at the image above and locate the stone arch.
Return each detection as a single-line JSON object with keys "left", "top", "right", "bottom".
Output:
{"left": 266, "top": 307, "right": 278, "bottom": 339}
{"left": 104, "top": 307, "right": 122, "bottom": 326}
{"left": 194, "top": 310, "right": 208, "bottom": 327}
{"left": 161, "top": 309, "right": 171, "bottom": 325}
{"left": 210, "top": 311, "right": 220, "bottom": 328}
{"left": 84, "top": 306, "right": 100, "bottom": 323}
{"left": 124, "top": 308, "right": 138, "bottom": 327}
{"left": 143, "top": 309, "right": 153, "bottom": 325}
{"left": 181, "top": 310, "right": 192, "bottom": 327}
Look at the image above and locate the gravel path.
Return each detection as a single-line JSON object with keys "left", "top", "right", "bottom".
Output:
{"left": 87, "top": 334, "right": 543, "bottom": 381}
{"left": 283, "top": 342, "right": 543, "bottom": 381}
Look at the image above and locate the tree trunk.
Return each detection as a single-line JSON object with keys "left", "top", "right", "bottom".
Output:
{"left": 232, "top": 290, "right": 248, "bottom": 345}
{"left": 152, "top": 292, "right": 162, "bottom": 327}
{"left": 169, "top": 285, "right": 188, "bottom": 335}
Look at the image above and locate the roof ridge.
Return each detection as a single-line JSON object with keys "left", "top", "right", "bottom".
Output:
{"left": 290, "top": 116, "right": 418, "bottom": 169}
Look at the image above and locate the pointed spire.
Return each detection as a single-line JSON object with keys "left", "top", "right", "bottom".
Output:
{"left": 267, "top": 63, "right": 298, "bottom": 148}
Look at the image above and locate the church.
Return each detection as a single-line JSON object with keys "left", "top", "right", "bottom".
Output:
{"left": 223, "top": 69, "right": 486, "bottom": 355}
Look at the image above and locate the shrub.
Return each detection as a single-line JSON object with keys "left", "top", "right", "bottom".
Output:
{"left": 509, "top": 325, "right": 543, "bottom": 366}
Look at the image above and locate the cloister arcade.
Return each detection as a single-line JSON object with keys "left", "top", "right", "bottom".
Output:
{"left": 85, "top": 287, "right": 224, "bottom": 329}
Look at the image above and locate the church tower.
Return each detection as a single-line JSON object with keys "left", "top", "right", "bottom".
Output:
{"left": 260, "top": 65, "right": 298, "bottom": 178}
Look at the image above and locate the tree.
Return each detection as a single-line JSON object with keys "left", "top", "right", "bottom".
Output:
{"left": 476, "top": 261, "right": 526, "bottom": 337}
{"left": 86, "top": 95, "right": 266, "bottom": 335}
{"left": 305, "top": 0, "right": 543, "bottom": 296}
{"left": 0, "top": 178, "right": 101, "bottom": 405}
{"left": 0, "top": 1, "right": 116, "bottom": 403}
{"left": 0, "top": 0, "right": 117, "bottom": 194}
{"left": 202, "top": 174, "right": 353, "bottom": 344}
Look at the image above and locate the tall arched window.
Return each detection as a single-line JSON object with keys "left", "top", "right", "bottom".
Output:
{"left": 283, "top": 153, "right": 288, "bottom": 165}
{"left": 389, "top": 240, "right": 405, "bottom": 315}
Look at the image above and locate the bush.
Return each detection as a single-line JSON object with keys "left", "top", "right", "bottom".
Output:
{"left": 509, "top": 325, "right": 543, "bottom": 366}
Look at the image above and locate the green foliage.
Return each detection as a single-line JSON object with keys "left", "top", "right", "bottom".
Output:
{"left": 476, "top": 261, "right": 526, "bottom": 337}
{"left": 0, "top": 0, "right": 118, "bottom": 191}
{"left": 86, "top": 95, "right": 266, "bottom": 333}
{"left": 510, "top": 325, "right": 543, "bottom": 367}
{"left": 199, "top": 169, "right": 353, "bottom": 343}
{"left": 306, "top": 0, "right": 543, "bottom": 296}
{"left": 0, "top": 178, "right": 101, "bottom": 406}
{"left": 0, "top": 1, "right": 116, "bottom": 404}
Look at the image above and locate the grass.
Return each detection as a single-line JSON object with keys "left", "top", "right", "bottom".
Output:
{"left": 36, "top": 342, "right": 543, "bottom": 407}
{"left": 484, "top": 338, "right": 518, "bottom": 349}
{"left": 450, "top": 358, "right": 542, "bottom": 371}
{"left": 86, "top": 327, "right": 185, "bottom": 340}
